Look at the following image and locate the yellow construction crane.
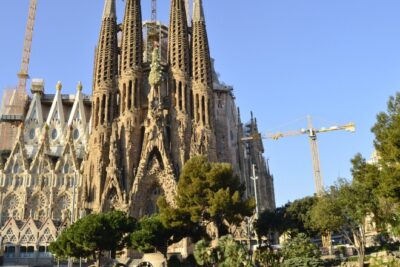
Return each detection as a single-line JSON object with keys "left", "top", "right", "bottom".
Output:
{"left": 18, "top": 0, "right": 38, "bottom": 94}
{"left": 243, "top": 116, "right": 355, "bottom": 196}
{"left": 0, "top": 0, "right": 38, "bottom": 152}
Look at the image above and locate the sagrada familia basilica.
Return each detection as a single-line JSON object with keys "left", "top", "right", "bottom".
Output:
{"left": 0, "top": 0, "right": 275, "bottom": 263}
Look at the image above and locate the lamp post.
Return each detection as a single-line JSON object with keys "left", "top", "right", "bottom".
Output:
{"left": 68, "top": 171, "right": 78, "bottom": 267}
{"left": 251, "top": 164, "right": 259, "bottom": 219}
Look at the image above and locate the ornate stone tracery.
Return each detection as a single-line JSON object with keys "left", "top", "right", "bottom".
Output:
{"left": 53, "top": 194, "right": 71, "bottom": 221}
{"left": 2, "top": 193, "right": 21, "bottom": 222}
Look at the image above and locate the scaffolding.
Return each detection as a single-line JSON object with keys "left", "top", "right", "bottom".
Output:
{"left": 143, "top": 21, "right": 168, "bottom": 65}
{"left": 0, "top": 88, "right": 27, "bottom": 151}
{"left": 0, "top": 0, "right": 37, "bottom": 151}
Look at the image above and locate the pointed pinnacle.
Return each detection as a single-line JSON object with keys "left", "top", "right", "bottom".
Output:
{"left": 103, "top": 0, "right": 117, "bottom": 19}
{"left": 193, "top": 0, "right": 205, "bottom": 22}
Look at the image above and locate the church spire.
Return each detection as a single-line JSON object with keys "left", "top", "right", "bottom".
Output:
{"left": 94, "top": 0, "right": 118, "bottom": 93}
{"left": 190, "top": 0, "right": 216, "bottom": 160}
{"left": 118, "top": 0, "right": 144, "bottom": 196}
{"left": 168, "top": 0, "right": 190, "bottom": 75}
{"left": 192, "top": 0, "right": 212, "bottom": 89}
{"left": 193, "top": 0, "right": 205, "bottom": 22}
{"left": 120, "top": 0, "right": 143, "bottom": 73}
{"left": 102, "top": 0, "right": 116, "bottom": 19}
{"left": 119, "top": 0, "right": 143, "bottom": 115}
{"left": 82, "top": 0, "right": 119, "bottom": 213}
{"left": 168, "top": 0, "right": 192, "bottom": 170}
{"left": 92, "top": 0, "right": 118, "bottom": 130}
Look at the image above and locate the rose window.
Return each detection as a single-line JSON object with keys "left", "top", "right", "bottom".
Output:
{"left": 58, "top": 195, "right": 71, "bottom": 209}
{"left": 6, "top": 195, "right": 19, "bottom": 210}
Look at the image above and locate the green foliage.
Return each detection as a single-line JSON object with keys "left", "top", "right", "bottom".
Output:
{"left": 370, "top": 256, "right": 400, "bottom": 267}
{"left": 193, "top": 239, "right": 214, "bottom": 267}
{"left": 370, "top": 93, "right": 400, "bottom": 228}
{"left": 216, "top": 235, "right": 251, "bottom": 267}
{"left": 256, "top": 196, "right": 317, "bottom": 238}
{"left": 194, "top": 235, "right": 252, "bottom": 267}
{"left": 130, "top": 214, "right": 171, "bottom": 256}
{"left": 281, "top": 233, "right": 321, "bottom": 260}
{"left": 256, "top": 206, "right": 287, "bottom": 238}
{"left": 254, "top": 248, "right": 281, "bottom": 267}
{"left": 159, "top": 156, "right": 255, "bottom": 241}
{"left": 309, "top": 179, "right": 376, "bottom": 267}
{"left": 49, "top": 226, "right": 91, "bottom": 260}
{"left": 282, "top": 257, "right": 322, "bottom": 267}
{"left": 280, "top": 233, "right": 322, "bottom": 267}
{"left": 310, "top": 178, "right": 376, "bottom": 234}
{"left": 286, "top": 197, "right": 318, "bottom": 236}
{"left": 49, "top": 211, "right": 136, "bottom": 261}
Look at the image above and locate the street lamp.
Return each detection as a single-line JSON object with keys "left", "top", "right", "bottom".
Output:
{"left": 251, "top": 164, "right": 259, "bottom": 219}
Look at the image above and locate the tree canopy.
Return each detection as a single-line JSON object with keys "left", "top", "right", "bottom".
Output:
{"left": 158, "top": 156, "right": 255, "bottom": 240}
{"left": 280, "top": 233, "right": 321, "bottom": 267}
{"left": 130, "top": 214, "right": 171, "bottom": 256}
{"left": 370, "top": 93, "right": 400, "bottom": 228}
{"left": 309, "top": 179, "right": 375, "bottom": 267}
{"left": 194, "top": 235, "right": 252, "bottom": 267}
{"left": 256, "top": 196, "right": 317, "bottom": 239}
{"left": 49, "top": 211, "right": 136, "bottom": 266}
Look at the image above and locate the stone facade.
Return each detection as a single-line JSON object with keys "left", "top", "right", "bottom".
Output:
{"left": 0, "top": 0, "right": 275, "bottom": 261}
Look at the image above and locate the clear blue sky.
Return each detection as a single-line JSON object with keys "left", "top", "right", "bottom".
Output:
{"left": 1, "top": 1, "right": 400, "bottom": 207}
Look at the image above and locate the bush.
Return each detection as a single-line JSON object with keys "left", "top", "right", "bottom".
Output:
{"left": 168, "top": 255, "right": 182, "bottom": 267}
{"left": 254, "top": 249, "right": 281, "bottom": 267}
{"left": 182, "top": 255, "right": 198, "bottom": 267}
{"left": 283, "top": 257, "right": 323, "bottom": 267}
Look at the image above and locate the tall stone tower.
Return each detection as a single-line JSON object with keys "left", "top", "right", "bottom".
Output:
{"left": 82, "top": 0, "right": 119, "bottom": 212}
{"left": 190, "top": 0, "right": 217, "bottom": 161}
{"left": 168, "top": 0, "right": 192, "bottom": 171}
{"left": 118, "top": 0, "right": 144, "bottom": 193}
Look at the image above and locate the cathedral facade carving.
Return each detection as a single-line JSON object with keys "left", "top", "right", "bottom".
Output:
{"left": 0, "top": 0, "right": 275, "bottom": 261}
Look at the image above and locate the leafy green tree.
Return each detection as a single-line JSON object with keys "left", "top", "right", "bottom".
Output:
{"left": 49, "top": 227, "right": 91, "bottom": 260}
{"left": 193, "top": 239, "right": 214, "bottom": 267}
{"left": 309, "top": 179, "right": 375, "bottom": 267}
{"left": 49, "top": 211, "right": 136, "bottom": 267}
{"left": 370, "top": 93, "right": 400, "bottom": 228}
{"left": 159, "top": 156, "right": 255, "bottom": 240}
{"left": 216, "top": 235, "right": 251, "bottom": 267}
{"left": 286, "top": 196, "right": 317, "bottom": 234}
{"left": 254, "top": 248, "right": 281, "bottom": 267}
{"left": 256, "top": 196, "right": 317, "bottom": 239}
{"left": 194, "top": 235, "right": 252, "bottom": 267}
{"left": 281, "top": 233, "right": 321, "bottom": 267}
{"left": 256, "top": 206, "right": 287, "bottom": 238}
{"left": 130, "top": 214, "right": 171, "bottom": 256}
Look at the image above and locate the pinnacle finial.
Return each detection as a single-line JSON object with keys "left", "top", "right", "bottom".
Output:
{"left": 193, "top": 0, "right": 205, "bottom": 22}
{"left": 77, "top": 81, "right": 83, "bottom": 91}
{"left": 103, "top": 0, "right": 116, "bottom": 19}
{"left": 56, "top": 81, "right": 62, "bottom": 91}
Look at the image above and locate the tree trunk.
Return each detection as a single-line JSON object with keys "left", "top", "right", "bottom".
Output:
{"left": 159, "top": 242, "right": 168, "bottom": 260}
{"left": 358, "top": 252, "right": 365, "bottom": 267}
{"left": 96, "top": 251, "right": 102, "bottom": 267}
{"left": 354, "top": 227, "right": 366, "bottom": 267}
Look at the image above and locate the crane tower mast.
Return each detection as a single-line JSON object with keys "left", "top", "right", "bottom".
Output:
{"left": 307, "top": 116, "right": 324, "bottom": 196}
{"left": 151, "top": 0, "right": 157, "bottom": 22}
{"left": 18, "top": 0, "right": 38, "bottom": 93}
{"left": 243, "top": 116, "right": 355, "bottom": 196}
